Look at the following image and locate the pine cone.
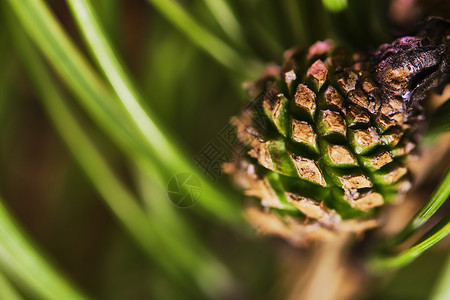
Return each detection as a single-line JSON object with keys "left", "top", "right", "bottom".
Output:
{"left": 225, "top": 18, "right": 450, "bottom": 246}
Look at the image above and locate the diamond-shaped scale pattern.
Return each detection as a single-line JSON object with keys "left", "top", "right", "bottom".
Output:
{"left": 224, "top": 39, "right": 436, "bottom": 246}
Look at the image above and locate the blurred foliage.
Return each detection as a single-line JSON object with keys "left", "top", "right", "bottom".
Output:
{"left": 0, "top": 0, "right": 448, "bottom": 299}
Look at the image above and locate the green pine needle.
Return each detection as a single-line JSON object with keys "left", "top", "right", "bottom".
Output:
{"left": 146, "top": 0, "right": 263, "bottom": 77}
{"left": 384, "top": 168, "right": 450, "bottom": 249}
{"left": 0, "top": 271, "right": 24, "bottom": 300}
{"left": 370, "top": 214, "right": 450, "bottom": 271}
{"left": 0, "top": 197, "right": 91, "bottom": 300}
{"left": 322, "top": 0, "right": 348, "bottom": 12}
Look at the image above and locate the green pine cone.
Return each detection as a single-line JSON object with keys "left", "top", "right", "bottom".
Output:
{"left": 225, "top": 18, "right": 450, "bottom": 246}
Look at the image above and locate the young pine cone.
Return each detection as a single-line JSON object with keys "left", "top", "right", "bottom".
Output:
{"left": 225, "top": 18, "right": 450, "bottom": 246}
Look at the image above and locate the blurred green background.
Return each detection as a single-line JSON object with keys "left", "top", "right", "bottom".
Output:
{"left": 0, "top": 0, "right": 449, "bottom": 299}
